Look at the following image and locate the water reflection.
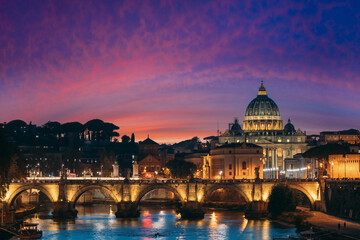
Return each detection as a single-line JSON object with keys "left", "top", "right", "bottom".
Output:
{"left": 25, "top": 204, "right": 298, "bottom": 240}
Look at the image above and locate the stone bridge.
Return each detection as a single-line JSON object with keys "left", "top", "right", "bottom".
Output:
{"left": 3, "top": 177, "right": 323, "bottom": 219}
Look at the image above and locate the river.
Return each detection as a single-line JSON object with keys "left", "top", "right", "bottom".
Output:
{"left": 21, "top": 204, "right": 299, "bottom": 239}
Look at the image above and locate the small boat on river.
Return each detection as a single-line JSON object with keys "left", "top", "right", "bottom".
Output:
{"left": 19, "top": 222, "right": 43, "bottom": 239}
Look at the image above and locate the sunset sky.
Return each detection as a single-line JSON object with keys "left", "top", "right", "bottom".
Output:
{"left": 1, "top": 0, "right": 359, "bottom": 143}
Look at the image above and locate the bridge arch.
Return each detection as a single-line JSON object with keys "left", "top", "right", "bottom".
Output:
{"left": 201, "top": 184, "right": 250, "bottom": 203}
{"left": 70, "top": 185, "right": 120, "bottom": 205}
{"left": 134, "top": 184, "right": 184, "bottom": 207}
{"left": 286, "top": 184, "right": 315, "bottom": 207}
{"left": 7, "top": 184, "right": 56, "bottom": 206}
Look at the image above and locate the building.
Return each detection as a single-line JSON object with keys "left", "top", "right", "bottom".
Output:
{"left": 283, "top": 153, "right": 315, "bottom": 179}
{"left": 203, "top": 142, "right": 263, "bottom": 180}
{"left": 138, "top": 137, "right": 160, "bottom": 159}
{"left": 138, "top": 137, "right": 162, "bottom": 177}
{"left": 328, "top": 154, "right": 360, "bottom": 179}
{"left": 138, "top": 154, "right": 162, "bottom": 178}
{"left": 320, "top": 129, "right": 360, "bottom": 145}
{"left": 158, "top": 145, "right": 175, "bottom": 166}
{"left": 218, "top": 82, "right": 308, "bottom": 179}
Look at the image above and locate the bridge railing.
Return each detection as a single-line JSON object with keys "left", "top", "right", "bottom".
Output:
{"left": 10, "top": 177, "right": 321, "bottom": 184}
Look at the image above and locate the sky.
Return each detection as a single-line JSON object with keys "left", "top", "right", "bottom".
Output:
{"left": 1, "top": 0, "right": 360, "bottom": 143}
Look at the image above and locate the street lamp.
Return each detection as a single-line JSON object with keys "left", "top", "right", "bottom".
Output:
{"left": 307, "top": 165, "right": 311, "bottom": 179}
{"left": 37, "top": 162, "right": 40, "bottom": 176}
{"left": 100, "top": 165, "right": 103, "bottom": 176}
{"left": 219, "top": 171, "right": 223, "bottom": 180}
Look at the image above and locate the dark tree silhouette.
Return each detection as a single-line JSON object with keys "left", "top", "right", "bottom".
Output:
{"left": 303, "top": 143, "right": 349, "bottom": 160}
{"left": 5, "top": 119, "right": 27, "bottom": 131}
{"left": 121, "top": 135, "right": 130, "bottom": 143}
{"left": 85, "top": 119, "right": 104, "bottom": 141}
{"left": 61, "top": 122, "right": 84, "bottom": 147}
{"left": 84, "top": 119, "right": 119, "bottom": 141}
{"left": 166, "top": 159, "right": 196, "bottom": 179}
{"left": 103, "top": 122, "right": 120, "bottom": 141}
{"left": 268, "top": 184, "right": 297, "bottom": 218}
{"left": 42, "top": 121, "right": 61, "bottom": 137}
{"left": 0, "top": 128, "right": 18, "bottom": 198}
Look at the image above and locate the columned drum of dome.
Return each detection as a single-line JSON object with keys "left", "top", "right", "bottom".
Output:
{"left": 243, "top": 81, "right": 283, "bottom": 131}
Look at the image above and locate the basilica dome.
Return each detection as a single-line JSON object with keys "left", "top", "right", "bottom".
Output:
{"left": 284, "top": 119, "right": 296, "bottom": 135}
{"left": 243, "top": 82, "right": 283, "bottom": 131}
{"left": 245, "top": 82, "right": 280, "bottom": 117}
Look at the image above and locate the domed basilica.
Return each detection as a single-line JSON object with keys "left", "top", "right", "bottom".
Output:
{"left": 219, "top": 82, "right": 308, "bottom": 179}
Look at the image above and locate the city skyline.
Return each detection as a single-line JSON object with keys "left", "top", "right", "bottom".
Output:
{"left": 1, "top": 1, "right": 360, "bottom": 143}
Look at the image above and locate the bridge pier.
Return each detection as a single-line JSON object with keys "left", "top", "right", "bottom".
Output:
{"left": 245, "top": 201, "right": 268, "bottom": 219}
{"left": 312, "top": 200, "right": 322, "bottom": 211}
{"left": 52, "top": 201, "right": 78, "bottom": 219}
{"left": 179, "top": 201, "right": 205, "bottom": 219}
{"left": 115, "top": 202, "right": 140, "bottom": 218}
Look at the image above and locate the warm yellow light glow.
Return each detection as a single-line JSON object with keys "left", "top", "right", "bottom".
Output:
{"left": 311, "top": 194, "right": 317, "bottom": 201}
{"left": 262, "top": 193, "right": 268, "bottom": 201}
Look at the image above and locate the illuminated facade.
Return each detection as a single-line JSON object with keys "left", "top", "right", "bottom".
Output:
{"left": 320, "top": 129, "right": 360, "bottom": 145}
{"left": 138, "top": 137, "right": 162, "bottom": 177}
{"left": 203, "top": 142, "right": 263, "bottom": 180}
{"left": 328, "top": 154, "right": 360, "bottom": 179}
{"left": 219, "top": 82, "right": 308, "bottom": 179}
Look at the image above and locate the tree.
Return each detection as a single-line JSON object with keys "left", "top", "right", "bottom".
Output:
{"left": 267, "top": 184, "right": 297, "bottom": 218}
{"left": 303, "top": 143, "right": 348, "bottom": 160}
{"left": 41, "top": 121, "right": 61, "bottom": 138}
{"left": 7, "top": 154, "right": 19, "bottom": 180}
{"left": 0, "top": 128, "right": 17, "bottom": 199}
{"left": 166, "top": 159, "right": 196, "bottom": 179}
{"left": 121, "top": 135, "right": 130, "bottom": 143}
{"left": 85, "top": 119, "right": 104, "bottom": 141}
{"left": 103, "top": 122, "right": 120, "bottom": 141}
{"left": 84, "top": 119, "right": 120, "bottom": 142}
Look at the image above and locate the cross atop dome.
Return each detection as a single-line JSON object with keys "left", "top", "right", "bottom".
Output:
{"left": 258, "top": 81, "right": 267, "bottom": 95}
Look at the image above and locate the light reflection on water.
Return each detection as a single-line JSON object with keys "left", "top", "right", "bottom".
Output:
{"left": 25, "top": 204, "right": 298, "bottom": 240}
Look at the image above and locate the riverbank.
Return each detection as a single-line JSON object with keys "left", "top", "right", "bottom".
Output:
{"left": 274, "top": 208, "right": 360, "bottom": 240}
